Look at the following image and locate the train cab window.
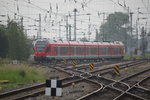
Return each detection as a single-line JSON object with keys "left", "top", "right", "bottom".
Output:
{"left": 35, "top": 40, "right": 48, "bottom": 51}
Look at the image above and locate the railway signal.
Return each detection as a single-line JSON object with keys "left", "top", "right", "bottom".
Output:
{"left": 113, "top": 65, "right": 120, "bottom": 75}
{"left": 72, "top": 60, "right": 77, "bottom": 66}
{"left": 45, "top": 79, "right": 62, "bottom": 96}
{"left": 89, "top": 63, "right": 94, "bottom": 71}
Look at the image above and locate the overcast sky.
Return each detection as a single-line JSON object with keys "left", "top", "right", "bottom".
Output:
{"left": 0, "top": 0, "right": 150, "bottom": 41}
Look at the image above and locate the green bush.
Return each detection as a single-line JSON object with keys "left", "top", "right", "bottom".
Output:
{"left": 18, "top": 70, "right": 26, "bottom": 78}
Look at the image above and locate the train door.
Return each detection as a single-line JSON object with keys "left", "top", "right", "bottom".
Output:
{"left": 45, "top": 45, "right": 51, "bottom": 54}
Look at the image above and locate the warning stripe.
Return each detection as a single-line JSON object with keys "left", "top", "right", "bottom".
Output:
{"left": 89, "top": 63, "right": 94, "bottom": 71}
{"left": 89, "top": 66, "right": 93, "bottom": 71}
{"left": 116, "top": 65, "right": 119, "bottom": 69}
{"left": 113, "top": 65, "right": 120, "bottom": 75}
{"left": 72, "top": 61, "right": 77, "bottom": 66}
{"left": 113, "top": 69, "right": 120, "bottom": 75}
{"left": 63, "top": 59, "right": 67, "bottom": 64}
{"left": 114, "top": 66, "right": 119, "bottom": 71}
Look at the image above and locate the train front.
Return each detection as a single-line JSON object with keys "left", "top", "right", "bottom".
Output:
{"left": 33, "top": 39, "right": 49, "bottom": 61}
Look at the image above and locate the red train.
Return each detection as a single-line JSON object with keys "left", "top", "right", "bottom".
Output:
{"left": 33, "top": 39, "right": 124, "bottom": 62}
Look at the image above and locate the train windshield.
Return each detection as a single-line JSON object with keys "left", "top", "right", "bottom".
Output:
{"left": 35, "top": 41, "right": 48, "bottom": 51}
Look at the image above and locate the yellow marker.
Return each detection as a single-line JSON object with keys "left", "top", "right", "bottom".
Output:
{"left": 89, "top": 63, "right": 94, "bottom": 71}
{"left": 125, "top": 68, "right": 128, "bottom": 70}
{"left": 72, "top": 82, "right": 75, "bottom": 87}
{"left": 72, "top": 61, "right": 77, "bottom": 66}
{"left": 113, "top": 65, "right": 120, "bottom": 75}
{"left": 63, "top": 59, "right": 67, "bottom": 64}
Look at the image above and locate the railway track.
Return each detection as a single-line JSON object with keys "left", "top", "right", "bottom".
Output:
{"left": 1, "top": 59, "right": 149, "bottom": 100}
{"left": 77, "top": 60, "right": 150, "bottom": 100}
{"left": 0, "top": 76, "right": 102, "bottom": 100}
{"left": 45, "top": 59, "right": 135, "bottom": 77}
{"left": 91, "top": 59, "right": 148, "bottom": 76}
{"left": 77, "top": 86, "right": 122, "bottom": 100}
{"left": 116, "top": 67, "right": 150, "bottom": 100}
{"left": 138, "top": 76, "right": 150, "bottom": 90}
{"left": 0, "top": 59, "right": 107, "bottom": 100}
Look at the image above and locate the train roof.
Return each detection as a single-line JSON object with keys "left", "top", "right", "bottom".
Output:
{"left": 34, "top": 39, "right": 124, "bottom": 46}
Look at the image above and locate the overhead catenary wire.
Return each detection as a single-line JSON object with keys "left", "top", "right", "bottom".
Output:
{"left": 141, "top": 0, "right": 150, "bottom": 14}
{"left": 0, "top": 2, "right": 38, "bottom": 21}
{"left": 0, "top": 0, "right": 149, "bottom": 39}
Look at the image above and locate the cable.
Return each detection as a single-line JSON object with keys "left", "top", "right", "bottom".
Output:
{"left": 0, "top": 2, "right": 38, "bottom": 21}
{"left": 141, "top": 0, "right": 150, "bottom": 14}
{"left": 20, "top": 0, "right": 68, "bottom": 16}
{"left": 109, "top": 0, "right": 129, "bottom": 12}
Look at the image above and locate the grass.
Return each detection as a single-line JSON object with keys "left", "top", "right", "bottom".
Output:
{"left": 0, "top": 59, "right": 11, "bottom": 64}
{"left": 0, "top": 63, "right": 45, "bottom": 89}
{"left": 124, "top": 54, "right": 150, "bottom": 60}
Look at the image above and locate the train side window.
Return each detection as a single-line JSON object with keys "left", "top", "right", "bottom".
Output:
{"left": 114, "top": 48, "right": 116, "bottom": 54}
{"left": 60, "top": 47, "right": 63, "bottom": 55}
{"left": 60, "top": 47, "right": 62, "bottom": 55}
{"left": 112, "top": 48, "right": 115, "bottom": 54}
{"left": 90, "top": 47, "right": 92, "bottom": 55}
{"left": 87, "top": 47, "right": 90, "bottom": 55}
{"left": 54, "top": 47, "right": 58, "bottom": 55}
{"left": 118, "top": 48, "right": 120, "bottom": 54}
{"left": 102, "top": 48, "right": 106, "bottom": 54}
{"left": 91, "top": 47, "right": 93, "bottom": 55}
{"left": 76, "top": 47, "right": 80, "bottom": 55}
{"left": 60, "top": 47, "right": 68, "bottom": 55}
{"left": 120, "top": 48, "right": 122, "bottom": 54}
{"left": 117, "top": 48, "right": 119, "bottom": 54}
{"left": 105, "top": 47, "right": 108, "bottom": 54}
{"left": 99, "top": 47, "right": 102, "bottom": 54}
{"left": 91, "top": 47, "right": 96, "bottom": 55}
{"left": 70, "top": 47, "right": 74, "bottom": 55}
{"left": 65, "top": 47, "right": 68, "bottom": 54}
{"left": 81, "top": 47, "right": 84, "bottom": 54}
{"left": 114, "top": 48, "right": 118, "bottom": 54}
{"left": 85, "top": 47, "right": 89, "bottom": 54}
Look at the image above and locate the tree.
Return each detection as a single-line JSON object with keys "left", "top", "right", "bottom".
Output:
{"left": 80, "top": 37, "right": 89, "bottom": 42}
{"left": 7, "top": 20, "right": 30, "bottom": 60}
{"left": 0, "top": 25, "right": 8, "bottom": 58}
{"left": 99, "top": 12, "right": 130, "bottom": 43}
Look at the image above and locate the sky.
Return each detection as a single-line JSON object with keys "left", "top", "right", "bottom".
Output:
{"left": 0, "top": 0, "right": 150, "bottom": 41}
